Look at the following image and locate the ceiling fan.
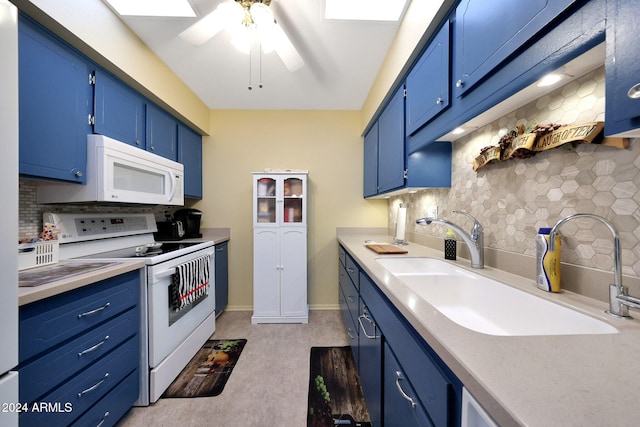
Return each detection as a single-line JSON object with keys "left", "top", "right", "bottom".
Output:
{"left": 179, "top": 0, "right": 304, "bottom": 72}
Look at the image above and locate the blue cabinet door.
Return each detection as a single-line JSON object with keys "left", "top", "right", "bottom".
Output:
{"left": 383, "top": 343, "right": 434, "bottom": 427}
{"left": 18, "top": 16, "right": 91, "bottom": 183}
{"left": 605, "top": 0, "right": 640, "bottom": 136}
{"left": 454, "top": 0, "right": 577, "bottom": 96}
{"left": 377, "top": 86, "right": 405, "bottom": 194}
{"left": 93, "top": 70, "right": 145, "bottom": 147}
{"left": 178, "top": 123, "right": 203, "bottom": 199}
{"left": 214, "top": 241, "right": 229, "bottom": 316}
{"left": 146, "top": 103, "right": 178, "bottom": 160}
{"left": 363, "top": 122, "right": 379, "bottom": 197}
{"left": 406, "top": 21, "right": 450, "bottom": 136}
{"left": 358, "top": 299, "right": 382, "bottom": 427}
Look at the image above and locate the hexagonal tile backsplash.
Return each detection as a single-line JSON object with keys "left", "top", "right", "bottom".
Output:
{"left": 392, "top": 66, "right": 640, "bottom": 277}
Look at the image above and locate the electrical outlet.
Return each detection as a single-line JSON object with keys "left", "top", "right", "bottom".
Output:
{"left": 428, "top": 205, "right": 438, "bottom": 217}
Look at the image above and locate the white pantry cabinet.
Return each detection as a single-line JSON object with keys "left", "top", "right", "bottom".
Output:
{"left": 252, "top": 172, "right": 308, "bottom": 323}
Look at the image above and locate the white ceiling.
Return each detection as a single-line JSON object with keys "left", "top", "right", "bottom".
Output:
{"left": 113, "top": 0, "right": 408, "bottom": 110}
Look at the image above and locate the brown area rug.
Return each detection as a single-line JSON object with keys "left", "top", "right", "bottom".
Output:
{"left": 308, "top": 346, "right": 372, "bottom": 427}
{"left": 163, "top": 339, "right": 247, "bottom": 398}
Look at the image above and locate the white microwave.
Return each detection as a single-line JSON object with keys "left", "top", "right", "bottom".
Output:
{"left": 37, "top": 134, "right": 184, "bottom": 205}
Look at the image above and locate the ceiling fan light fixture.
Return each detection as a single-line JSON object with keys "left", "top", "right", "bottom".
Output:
{"left": 249, "top": 2, "right": 275, "bottom": 29}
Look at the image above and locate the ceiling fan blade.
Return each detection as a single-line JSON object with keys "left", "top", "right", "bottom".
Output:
{"left": 179, "top": 2, "right": 243, "bottom": 46}
{"left": 271, "top": 23, "right": 304, "bottom": 72}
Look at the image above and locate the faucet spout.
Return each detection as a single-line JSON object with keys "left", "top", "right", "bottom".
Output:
{"left": 549, "top": 213, "right": 636, "bottom": 318}
{"left": 416, "top": 210, "right": 484, "bottom": 269}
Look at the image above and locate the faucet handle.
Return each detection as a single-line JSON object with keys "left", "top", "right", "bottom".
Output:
{"left": 452, "top": 210, "right": 483, "bottom": 239}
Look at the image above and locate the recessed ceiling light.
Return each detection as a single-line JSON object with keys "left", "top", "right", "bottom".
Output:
{"left": 104, "top": 0, "right": 196, "bottom": 17}
{"left": 325, "top": 0, "right": 408, "bottom": 21}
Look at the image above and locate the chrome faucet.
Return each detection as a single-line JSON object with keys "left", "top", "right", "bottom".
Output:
{"left": 416, "top": 210, "right": 484, "bottom": 269}
{"left": 550, "top": 213, "right": 640, "bottom": 318}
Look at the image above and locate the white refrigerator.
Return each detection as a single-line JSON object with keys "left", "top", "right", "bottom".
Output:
{"left": 0, "top": 1, "right": 20, "bottom": 426}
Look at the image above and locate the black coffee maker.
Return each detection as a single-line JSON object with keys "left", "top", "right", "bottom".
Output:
{"left": 174, "top": 209, "right": 203, "bottom": 238}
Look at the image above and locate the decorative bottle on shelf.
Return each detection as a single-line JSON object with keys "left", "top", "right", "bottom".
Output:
{"left": 536, "top": 227, "right": 561, "bottom": 292}
{"left": 444, "top": 228, "right": 457, "bottom": 260}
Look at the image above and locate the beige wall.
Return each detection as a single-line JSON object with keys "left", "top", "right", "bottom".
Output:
{"left": 194, "top": 110, "right": 387, "bottom": 309}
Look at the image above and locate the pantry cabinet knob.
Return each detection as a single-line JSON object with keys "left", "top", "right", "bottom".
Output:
{"left": 627, "top": 83, "right": 640, "bottom": 99}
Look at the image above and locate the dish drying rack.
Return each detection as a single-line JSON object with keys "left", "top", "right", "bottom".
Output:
{"left": 18, "top": 240, "right": 59, "bottom": 271}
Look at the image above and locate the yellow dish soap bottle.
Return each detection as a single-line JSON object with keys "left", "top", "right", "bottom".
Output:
{"left": 536, "top": 227, "right": 561, "bottom": 292}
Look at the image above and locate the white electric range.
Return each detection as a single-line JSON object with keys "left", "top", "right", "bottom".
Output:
{"left": 46, "top": 212, "right": 216, "bottom": 406}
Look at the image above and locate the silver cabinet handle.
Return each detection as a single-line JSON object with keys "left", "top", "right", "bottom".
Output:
{"left": 357, "top": 314, "right": 378, "bottom": 339}
{"left": 395, "top": 371, "right": 417, "bottom": 408}
{"left": 78, "top": 302, "right": 110, "bottom": 319}
{"left": 346, "top": 267, "right": 355, "bottom": 274}
{"left": 78, "top": 336, "right": 109, "bottom": 357}
{"left": 347, "top": 294, "right": 355, "bottom": 303}
{"left": 627, "top": 83, "right": 640, "bottom": 99}
{"left": 436, "top": 97, "right": 443, "bottom": 104}
{"left": 78, "top": 373, "right": 109, "bottom": 398}
{"left": 346, "top": 328, "right": 355, "bottom": 340}
{"left": 456, "top": 79, "right": 464, "bottom": 88}
{"left": 96, "top": 412, "right": 110, "bottom": 427}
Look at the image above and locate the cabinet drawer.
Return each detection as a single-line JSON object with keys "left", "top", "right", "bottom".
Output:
{"left": 19, "top": 335, "right": 138, "bottom": 427}
{"left": 338, "top": 245, "right": 346, "bottom": 267}
{"left": 339, "top": 263, "right": 359, "bottom": 319}
{"left": 20, "top": 271, "right": 139, "bottom": 362}
{"left": 70, "top": 369, "right": 139, "bottom": 427}
{"left": 339, "top": 285, "right": 359, "bottom": 364}
{"left": 19, "top": 306, "right": 139, "bottom": 403}
{"left": 345, "top": 253, "right": 360, "bottom": 290}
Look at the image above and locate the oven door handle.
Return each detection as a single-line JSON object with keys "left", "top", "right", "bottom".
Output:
{"left": 154, "top": 268, "right": 177, "bottom": 280}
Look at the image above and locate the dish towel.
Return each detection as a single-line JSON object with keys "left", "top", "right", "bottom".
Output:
{"left": 170, "top": 254, "right": 211, "bottom": 312}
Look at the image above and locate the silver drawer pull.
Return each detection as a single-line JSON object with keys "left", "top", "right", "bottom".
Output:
{"left": 96, "top": 411, "right": 110, "bottom": 427}
{"left": 628, "top": 83, "right": 640, "bottom": 99}
{"left": 77, "top": 303, "right": 110, "bottom": 319}
{"left": 346, "top": 329, "right": 355, "bottom": 340}
{"left": 395, "top": 371, "right": 417, "bottom": 408}
{"left": 346, "top": 267, "right": 355, "bottom": 274}
{"left": 358, "top": 314, "right": 378, "bottom": 339}
{"left": 78, "top": 373, "right": 109, "bottom": 398}
{"left": 78, "top": 336, "right": 110, "bottom": 357}
{"left": 347, "top": 295, "right": 355, "bottom": 303}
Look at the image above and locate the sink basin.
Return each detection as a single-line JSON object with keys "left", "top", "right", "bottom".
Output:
{"left": 376, "top": 258, "right": 617, "bottom": 336}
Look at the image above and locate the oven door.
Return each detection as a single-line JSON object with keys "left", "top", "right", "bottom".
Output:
{"left": 147, "top": 246, "right": 215, "bottom": 367}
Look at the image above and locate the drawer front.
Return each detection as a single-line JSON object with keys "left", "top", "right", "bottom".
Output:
{"left": 340, "top": 263, "right": 359, "bottom": 319}
{"left": 70, "top": 369, "right": 139, "bottom": 427}
{"left": 20, "top": 335, "right": 139, "bottom": 427}
{"left": 338, "top": 245, "right": 346, "bottom": 267}
{"left": 345, "top": 253, "right": 359, "bottom": 290}
{"left": 20, "top": 271, "right": 139, "bottom": 362}
{"left": 339, "top": 285, "right": 359, "bottom": 365}
{"left": 19, "top": 306, "right": 139, "bottom": 403}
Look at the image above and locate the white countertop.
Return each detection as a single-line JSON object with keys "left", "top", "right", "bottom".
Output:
{"left": 338, "top": 229, "right": 640, "bottom": 427}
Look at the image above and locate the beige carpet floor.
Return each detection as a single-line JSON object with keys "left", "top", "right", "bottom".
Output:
{"left": 117, "top": 310, "right": 349, "bottom": 427}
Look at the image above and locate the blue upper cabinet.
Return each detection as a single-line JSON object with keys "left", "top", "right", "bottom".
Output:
{"left": 377, "top": 86, "right": 406, "bottom": 194}
{"left": 363, "top": 122, "right": 379, "bottom": 198}
{"left": 146, "top": 103, "right": 178, "bottom": 161}
{"left": 93, "top": 70, "right": 145, "bottom": 147}
{"left": 177, "top": 123, "right": 203, "bottom": 199}
{"left": 405, "top": 21, "right": 450, "bottom": 136}
{"left": 454, "top": 0, "right": 577, "bottom": 97}
{"left": 605, "top": 0, "right": 640, "bottom": 137}
{"left": 18, "top": 15, "right": 91, "bottom": 184}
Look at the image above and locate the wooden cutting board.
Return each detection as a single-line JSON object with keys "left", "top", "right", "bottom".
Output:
{"left": 365, "top": 244, "right": 408, "bottom": 254}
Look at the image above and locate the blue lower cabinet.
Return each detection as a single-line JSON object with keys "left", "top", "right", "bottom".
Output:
{"left": 214, "top": 242, "right": 229, "bottom": 316}
{"left": 19, "top": 271, "right": 141, "bottom": 427}
{"left": 338, "top": 245, "right": 462, "bottom": 427}
{"left": 384, "top": 343, "right": 434, "bottom": 427}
